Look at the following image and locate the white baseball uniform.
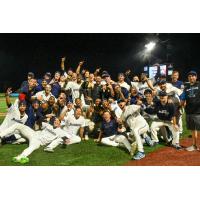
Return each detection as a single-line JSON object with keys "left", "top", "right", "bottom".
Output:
{"left": 0, "top": 104, "right": 28, "bottom": 138}
{"left": 34, "top": 90, "right": 55, "bottom": 101}
{"left": 121, "top": 105, "right": 149, "bottom": 152}
{"left": 46, "top": 114, "right": 86, "bottom": 150}
{"left": 65, "top": 81, "right": 85, "bottom": 105}
{"left": 0, "top": 123, "right": 68, "bottom": 159}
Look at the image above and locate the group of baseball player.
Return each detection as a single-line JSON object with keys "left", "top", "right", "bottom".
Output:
{"left": 0, "top": 57, "right": 200, "bottom": 164}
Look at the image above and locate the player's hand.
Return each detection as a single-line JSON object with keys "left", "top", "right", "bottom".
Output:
{"left": 6, "top": 88, "right": 12, "bottom": 96}
{"left": 173, "top": 124, "right": 179, "bottom": 132}
{"left": 125, "top": 69, "right": 131, "bottom": 76}
{"left": 37, "top": 95, "right": 43, "bottom": 101}
{"left": 64, "top": 139, "right": 71, "bottom": 144}
{"left": 79, "top": 61, "right": 84, "bottom": 66}
{"left": 61, "top": 57, "right": 66, "bottom": 62}
{"left": 168, "top": 99, "right": 173, "bottom": 104}
{"left": 95, "top": 67, "right": 101, "bottom": 73}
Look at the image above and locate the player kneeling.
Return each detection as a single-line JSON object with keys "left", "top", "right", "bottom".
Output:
{"left": 0, "top": 118, "right": 68, "bottom": 164}
{"left": 94, "top": 111, "right": 137, "bottom": 157}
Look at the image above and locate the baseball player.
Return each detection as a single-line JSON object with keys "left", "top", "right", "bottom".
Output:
{"left": 33, "top": 84, "right": 55, "bottom": 102}
{"left": 0, "top": 118, "right": 69, "bottom": 164}
{"left": 118, "top": 99, "right": 152, "bottom": 160}
{"left": 43, "top": 107, "right": 86, "bottom": 152}
{"left": 95, "top": 111, "right": 136, "bottom": 156}
{"left": 150, "top": 91, "right": 181, "bottom": 149}
{"left": 0, "top": 88, "right": 28, "bottom": 144}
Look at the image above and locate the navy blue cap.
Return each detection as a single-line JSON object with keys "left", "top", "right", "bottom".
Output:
{"left": 44, "top": 72, "right": 51, "bottom": 77}
{"left": 28, "top": 72, "right": 34, "bottom": 78}
{"left": 187, "top": 71, "right": 197, "bottom": 76}
{"left": 158, "top": 79, "right": 167, "bottom": 84}
{"left": 18, "top": 100, "right": 27, "bottom": 107}
{"left": 32, "top": 99, "right": 40, "bottom": 104}
{"left": 117, "top": 99, "right": 126, "bottom": 104}
{"left": 144, "top": 88, "right": 152, "bottom": 94}
{"left": 158, "top": 91, "right": 168, "bottom": 97}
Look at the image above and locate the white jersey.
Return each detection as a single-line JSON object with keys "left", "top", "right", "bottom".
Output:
{"left": 63, "top": 115, "right": 86, "bottom": 135}
{"left": 118, "top": 81, "right": 130, "bottom": 91}
{"left": 121, "top": 105, "right": 148, "bottom": 129}
{"left": 65, "top": 81, "right": 81, "bottom": 99}
{"left": 0, "top": 104, "right": 28, "bottom": 134}
{"left": 37, "top": 123, "right": 68, "bottom": 145}
{"left": 155, "top": 83, "right": 183, "bottom": 97}
{"left": 110, "top": 101, "right": 122, "bottom": 118}
{"left": 131, "top": 81, "right": 150, "bottom": 94}
{"left": 34, "top": 90, "right": 55, "bottom": 101}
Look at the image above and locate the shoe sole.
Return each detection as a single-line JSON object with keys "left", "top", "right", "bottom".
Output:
{"left": 133, "top": 155, "right": 145, "bottom": 160}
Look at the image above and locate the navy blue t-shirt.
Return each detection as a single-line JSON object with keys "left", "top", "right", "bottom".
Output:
{"left": 101, "top": 119, "right": 118, "bottom": 137}
{"left": 171, "top": 80, "right": 184, "bottom": 89}
{"left": 51, "top": 82, "right": 61, "bottom": 98}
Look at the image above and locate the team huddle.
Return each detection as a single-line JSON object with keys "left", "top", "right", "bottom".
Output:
{"left": 0, "top": 57, "right": 200, "bottom": 164}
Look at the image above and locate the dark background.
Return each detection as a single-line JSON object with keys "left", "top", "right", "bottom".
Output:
{"left": 0, "top": 33, "right": 199, "bottom": 92}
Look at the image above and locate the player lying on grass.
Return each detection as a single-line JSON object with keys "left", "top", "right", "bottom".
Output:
{"left": 43, "top": 107, "right": 86, "bottom": 152}
{"left": 0, "top": 88, "right": 28, "bottom": 144}
{"left": 0, "top": 118, "right": 69, "bottom": 164}
{"left": 94, "top": 111, "right": 137, "bottom": 157}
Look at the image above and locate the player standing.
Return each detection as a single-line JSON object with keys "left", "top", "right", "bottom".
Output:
{"left": 181, "top": 71, "right": 200, "bottom": 151}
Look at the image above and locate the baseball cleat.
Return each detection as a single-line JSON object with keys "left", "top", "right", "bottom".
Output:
{"left": 19, "top": 157, "right": 29, "bottom": 164}
{"left": 153, "top": 141, "right": 159, "bottom": 146}
{"left": 130, "top": 142, "right": 137, "bottom": 156}
{"left": 0, "top": 137, "right": 2, "bottom": 146}
{"left": 44, "top": 147, "right": 54, "bottom": 153}
{"left": 144, "top": 135, "right": 154, "bottom": 146}
{"left": 133, "top": 151, "right": 145, "bottom": 160}
{"left": 171, "top": 144, "right": 182, "bottom": 150}
{"left": 186, "top": 145, "right": 199, "bottom": 152}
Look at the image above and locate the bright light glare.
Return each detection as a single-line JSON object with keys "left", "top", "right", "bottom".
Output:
{"left": 145, "top": 42, "right": 156, "bottom": 51}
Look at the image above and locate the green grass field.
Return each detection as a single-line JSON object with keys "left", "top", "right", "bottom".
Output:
{"left": 0, "top": 94, "right": 190, "bottom": 166}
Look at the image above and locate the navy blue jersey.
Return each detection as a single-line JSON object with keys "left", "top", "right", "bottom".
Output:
{"left": 155, "top": 101, "right": 175, "bottom": 121}
{"left": 101, "top": 119, "right": 118, "bottom": 137}
{"left": 25, "top": 106, "right": 43, "bottom": 129}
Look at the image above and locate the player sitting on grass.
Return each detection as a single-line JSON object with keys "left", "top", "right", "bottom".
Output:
{"left": 94, "top": 111, "right": 137, "bottom": 156}
{"left": 0, "top": 118, "right": 69, "bottom": 164}
{"left": 43, "top": 107, "right": 86, "bottom": 152}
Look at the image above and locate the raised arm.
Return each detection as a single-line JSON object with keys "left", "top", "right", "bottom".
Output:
{"left": 61, "top": 57, "right": 66, "bottom": 71}
{"left": 76, "top": 61, "right": 84, "bottom": 75}
{"left": 5, "top": 88, "right": 12, "bottom": 108}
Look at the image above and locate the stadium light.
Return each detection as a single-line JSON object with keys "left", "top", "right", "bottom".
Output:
{"left": 145, "top": 41, "right": 156, "bottom": 52}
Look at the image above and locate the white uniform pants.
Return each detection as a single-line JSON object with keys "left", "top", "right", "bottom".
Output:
{"left": 150, "top": 121, "right": 179, "bottom": 145}
{"left": 101, "top": 135, "right": 132, "bottom": 152}
{"left": 46, "top": 134, "right": 81, "bottom": 150}
{"left": 126, "top": 115, "right": 149, "bottom": 153}
{"left": 0, "top": 123, "right": 41, "bottom": 159}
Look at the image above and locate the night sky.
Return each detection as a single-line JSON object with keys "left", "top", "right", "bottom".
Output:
{"left": 0, "top": 33, "right": 200, "bottom": 92}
